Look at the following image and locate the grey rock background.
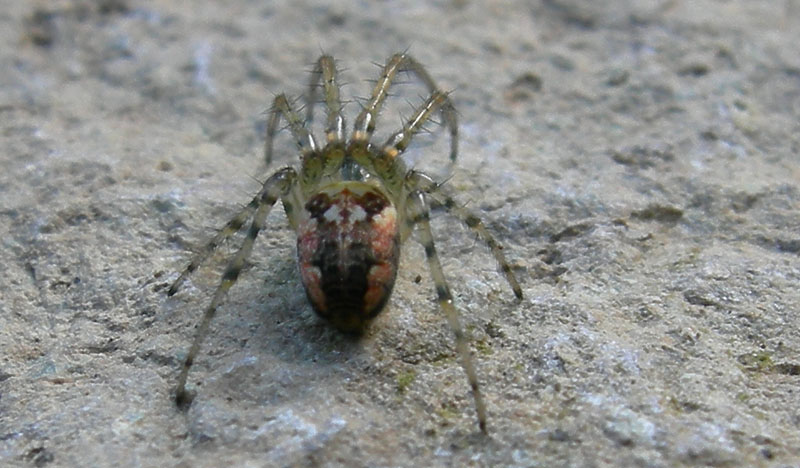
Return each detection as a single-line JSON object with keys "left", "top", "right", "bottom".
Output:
{"left": 1, "top": 0, "right": 799, "bottom": 467}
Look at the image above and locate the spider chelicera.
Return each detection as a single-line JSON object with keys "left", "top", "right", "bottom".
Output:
{"left": 168, "top": 53, "right": 523, "bottom": 433}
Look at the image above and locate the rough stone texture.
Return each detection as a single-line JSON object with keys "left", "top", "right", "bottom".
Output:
{"left": 2, "top": 1, "right": 799, "bottom": 467}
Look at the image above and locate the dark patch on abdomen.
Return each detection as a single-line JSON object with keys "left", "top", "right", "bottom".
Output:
{"left": 312, "top": 240, "right": 376, "bottom": 332}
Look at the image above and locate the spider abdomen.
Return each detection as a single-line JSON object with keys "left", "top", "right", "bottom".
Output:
{"left": 297, "top": 182, "right": 400, "bottom": 332}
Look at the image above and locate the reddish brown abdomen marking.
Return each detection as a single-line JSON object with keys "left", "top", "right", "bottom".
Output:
{"left": 297, "top": 183, "right": 400, "bottom": 332}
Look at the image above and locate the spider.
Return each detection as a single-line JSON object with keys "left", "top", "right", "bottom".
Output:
{"left": 168, "top": 53, "right": 523, "bottom": 433}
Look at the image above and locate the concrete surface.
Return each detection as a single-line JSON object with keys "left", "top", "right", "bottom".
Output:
{"left": 1, "top": 1, "right": 799, "bottom": 467}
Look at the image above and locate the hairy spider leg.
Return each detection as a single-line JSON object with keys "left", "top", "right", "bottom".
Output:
{"left": 305, "top": 55, "right": 346, "bottom": 146}
{"left": 174, "top": 167, "right": 298, "bottom": 408}
{"left": 405, "top": 190, "right": 488, "bottom": 433}
{"left": 352, "top": 53, "right": 458, "bottom": 163}
{"left": 354, "top": 81, "right": 509, "bottom": 432}
{"left": 265, "top": 94, "right": 317, "bottom": 166}
{"left": 171, "top": 96, "right": 317, "bottom": 297}
{"left": 265, "top": 93, "right": 339, "bottom": 196}
{"left": 168, "top": 198, "right": 259, "bottom": 296}
{"left": 350, "top": 85, "right": 455, "bottom": 199}
{"left": 381, "top": 90, "right": 453, "bottom": 160}
{"left": 406, "top": 171, "right": 523, "bottom": 299}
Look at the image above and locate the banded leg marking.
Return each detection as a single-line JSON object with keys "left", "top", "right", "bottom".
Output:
{"left": 406, "top": 190, "right": 488, "bottom": 433}
{"left": 168, "top": 199, "right": 259, "bottom": 297}
{"left": 174, "top": 167, "right": 298, "bottom": 407}
{"left": 407, "top": 171, "right": 523, "bottom": 300}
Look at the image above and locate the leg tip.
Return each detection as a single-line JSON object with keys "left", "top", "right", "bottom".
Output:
{"left": 175, "top": 388, "right": 195, "bottom": 411}
{"left": 167, "top": 278, "right": 183, "bottom": 296}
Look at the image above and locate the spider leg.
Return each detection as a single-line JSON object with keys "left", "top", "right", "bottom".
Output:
{"left": 174, "top": 167, "right": 298, "bottom": 408}
{"left": 405, "top": 190, "right": 488, "bottom": 434}
{"left": 351, "top": 90, "right": 454, "bottom": 197}
{"left": 353, "top": 53, "right": 458, "bottom": 162}
{"left": 305, "top": 55, "right": 345, "bottom": 146}
{"left": 264, "top": 94, "right": 318, "bottom": 166}
{"left": 407, "top": 171, "right": 523, "bottom": 299}
{"left": 381, "top": 90, "right": 453, "bottom": 161}
{"left": 168, "top": 198, "right": 258, "bottom": 297}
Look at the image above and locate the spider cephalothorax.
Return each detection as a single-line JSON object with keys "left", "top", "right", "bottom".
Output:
{"left": 168, "top": 53, "right": 522, "bottom": 433}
